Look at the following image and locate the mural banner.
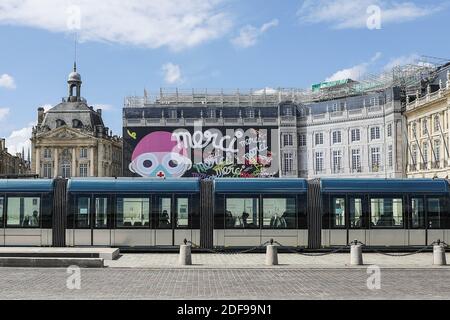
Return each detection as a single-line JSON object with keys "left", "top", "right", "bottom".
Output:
{"left": 123, "top": 125, "right": 279, "bottom": 179}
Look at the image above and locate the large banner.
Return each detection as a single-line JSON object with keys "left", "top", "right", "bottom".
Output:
{"left": 123, "top": 125, "right": 279, "bottom": 179}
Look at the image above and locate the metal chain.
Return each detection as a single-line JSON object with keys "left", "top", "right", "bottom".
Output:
{"left": 274, "top": 241, "right": 350, "bottom": 256}
{"left": 372, "top": 240, "right": 448, "bottom": 257}
{"left": 186, "top": 240, "right": 270, "bottom": 255}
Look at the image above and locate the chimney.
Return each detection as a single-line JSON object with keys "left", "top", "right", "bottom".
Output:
{"left": 0, "top": 138, "right": 5, "bottom": 151}
{"left": 97, "top": 109, "right": 102, "bottom": 117}
{"left": 38, "top": 107, "right": 45, "bottom": 125}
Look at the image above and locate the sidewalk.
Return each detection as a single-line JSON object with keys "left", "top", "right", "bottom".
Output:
{"left": 105, "top": 253, "right": 450, "bottom": 269}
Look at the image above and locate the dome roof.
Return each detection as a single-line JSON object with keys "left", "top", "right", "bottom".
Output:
{"left": 68, "top": 71, "right": 81, "bottom": 82}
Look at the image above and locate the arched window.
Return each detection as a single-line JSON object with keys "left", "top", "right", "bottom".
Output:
{"left": 56, "top": 119, "right": 66, "bottom": 128}
{"left": 72, "top": 119, "right": 84, "bottom": 128}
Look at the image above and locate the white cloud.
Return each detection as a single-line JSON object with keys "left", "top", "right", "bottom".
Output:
{"left": 6, "top": 125, "right": 32, "bottom": 156}
{"left": 0, "top": 108, "right": 10, "bottom": 120}
{"left": 40, "top": 104, "right": 53, "bottom": 112}
{"left": 162, "top": 63, "right": 183, "bottom": 84}
{"left": 0, "top": 0, "right": 232, "bottom": 51}
{"left": 383, "top": 53, "right": 420, "bottom": 70}
{"left": 92, "top": 104, "right": 113, "bottom": 111}
{"left": 0, "top": 74, "right": 16, "bottom": 89}
{"left": 326, "top": 52, "right": 382, "bottom": 81}
{"left": 231, "top": 19, "right": 278, "bottom": 48}
{"left": 297, "top": 0, "right": 444, "bottom": 29}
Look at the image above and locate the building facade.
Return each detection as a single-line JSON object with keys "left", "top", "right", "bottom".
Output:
{"left": 0, "top": 139, "right": 31, "bottom": 177}
{"left": 123, "top": 86, "right": 405, "bottom": 179}
{"left": 405, "top": 64, "right": 450, "bottom": 178}
{"left": 31, "top": 64, "right": 123, "bottom": 178}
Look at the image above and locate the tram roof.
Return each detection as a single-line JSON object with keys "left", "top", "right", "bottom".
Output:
{"left": 0, "top": 179, "right": 54, "bottom": 192}
{"left": 321, "top": 179, "right": 449, "bottom": 194}
{"left": 68, "top": 178, "right": 200, "bottom": 193}
{"left": 214, "top": 179, "right": 308, "bottom": 194}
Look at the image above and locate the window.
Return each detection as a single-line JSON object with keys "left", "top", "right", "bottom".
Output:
{"left": 283, "top": 153, "right": 293, "bottom": 174}
{"left": 423, "top": 119, "right": 428, "bottom": 135}
{"left": 428, "top": 198, "right": 447, "bottom": 229}
{"left": 331, "top": 103, "right": 339, "bottom": 112}
{"left": 95, "top": 198, "right": 108, "bottom": 228}
{"left": 351, "top": 129, "right": 360, "bottom": 142}
{"left": 369, "top": 97, "right": 379, "bottom": 106}
{"left": 284, "top": 107, "right": 293, "bottom": 117}
{"left": 412, "top": 122, "right": 417, "bottom": 136}
{"left": 315, "top": 152, "right": 324, "bottom": 173}
{"left": 247, "top": 109, "right": 255, "bottom": 119}
{"left": 225, "top": 197, "right": 259, "bottom": 229}
{"left": 331, "top": 197, "right": 345, "bottom": 228}
{"left": 209, "top": 109, "right": 216, "bottom": 119}
{"left": 299, "top": 134, "right": 307, "bottom": 147}
{"left": 332, "top": 150, "right": 342, "bottom": 173}
{"left": 43, "top": 163, "right": 52, "bottom": 178}
{"left": 176, "top": 198, "right": 189, "bottom": 228}
{"left": 371, "top": 147, "right": 381, "bottom": 172}
{"left": 79, "top": 164, "right": 88, "bottom": 177}
{"left": 80, "top": 148, "right": 88, "bottom": 159}
{"left": 116, "top": 197, "right": 150, "bottom": 228}
{"left": 44, "top": 148, "right": 52, "bottom": 159}
{"left": 411, "top": 198, "right": 425, "bottom": 229}
{"left": 370, "top": 198, "right": 403, "bottom": 228}
{"left": 75, "top": 197, "right": 90, "bottom": 228}
{"left": 7, "top": 197, "right": 40, "bottom": 228}
{"left": 370, "top": 127, "right": 380, "bottom": 140}
{"left": 350, "top": 198, "right": 363, "bottom": 228}
{"left": 263, "top": 197, "right": 296, "bottom": 229}
{"left": 434, "top": 140, "right": 441, "bottom": 163}
{"left": 157, "top": 197, "right": 172, "bottom": 229}
{"left": 283, "top": 134, "right": 293, "bottom": 147}
{"left": 352, "top": 149, "right": 361, "bottom": 173}
{"left": 332, "top": 131, "right": 342, "bottom": 144}
{"left": 423, "top": 142, "right": 428, "bottom": 166}
{"left": 387, "top": 123, "right": 393, "bottom": 137}
{"left": 315, "top": 133, "right": 324, "bottom": 145}
{"left": 169, "top": 109, "right": 177, "bottom": 119}
{"left": 434, "top": 116, "right": 440, "bottom": 132}
{"left": 412, "top": 145, "right": 418, "bottom": 166}
{"left": 388, "top": 145, "right": 393, "bottom": 169}
{"left": 61, "top": 161, "right": 71, "bottom": 178}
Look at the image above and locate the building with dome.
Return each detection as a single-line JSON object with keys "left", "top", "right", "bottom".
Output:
{"left": 31, "top": 64, "right": 122, "bottom": 178}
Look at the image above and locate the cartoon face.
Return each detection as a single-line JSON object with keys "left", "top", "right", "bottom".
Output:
{"left": 129, "top": 131, "right": 192, "bottom": 178}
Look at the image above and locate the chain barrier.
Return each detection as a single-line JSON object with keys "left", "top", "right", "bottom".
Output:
{"left": 185, "top": 240, "right": 271, "bottom": 255}
{"left": 184, "top": 239, "right": 448, "bottom": 257}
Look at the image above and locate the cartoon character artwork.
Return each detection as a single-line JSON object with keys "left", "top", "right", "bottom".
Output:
{"left": 129, "top": 131, "right": 192, "bottom": 178}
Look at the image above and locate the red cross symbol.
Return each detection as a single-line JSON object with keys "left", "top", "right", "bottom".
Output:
{"left": 157, "top": 171, "right": 165, "bottom": 178}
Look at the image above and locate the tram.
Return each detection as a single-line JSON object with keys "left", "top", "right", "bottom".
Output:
{"left": 0, "top": 178, "right": 447, "bottom": 250}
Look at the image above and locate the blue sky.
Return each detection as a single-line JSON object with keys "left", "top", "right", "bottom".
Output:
{"left": 0, "top": 0, "right": 449, "bottom": 154}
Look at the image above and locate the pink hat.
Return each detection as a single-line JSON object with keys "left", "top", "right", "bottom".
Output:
{"left": 131, "top": 131, "right": 187, "bottom": 160}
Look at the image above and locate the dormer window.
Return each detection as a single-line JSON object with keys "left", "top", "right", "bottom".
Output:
{"left": 56, "top": 119, "right": 66, "bottom": 128}
{"left": 72, "top": 119, "right": 83, "bottom": 128}
{"left": 246, "top": 108, "right": 255, "bottom": 119}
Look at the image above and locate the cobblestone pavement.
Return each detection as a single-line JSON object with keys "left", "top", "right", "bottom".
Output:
{"left": 105, "top": 253, "right": 449, "bottom": 269}
{"left": 0, "top": 268, "right": 449, "bottom": 300}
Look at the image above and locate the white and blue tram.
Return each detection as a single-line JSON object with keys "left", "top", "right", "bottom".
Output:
{"left": 0, "top": 178, "right": 448, "bottom": 250}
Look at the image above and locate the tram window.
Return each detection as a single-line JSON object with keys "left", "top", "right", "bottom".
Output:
{"left": 7, "top": 197, "right": 40, "bottom": 228}
{"left": 75, "top": 197, "right": 90, "bottom": 228}
{"left": 116, "top": 198, "right": 149, "bottom": 228}
{"left": 349, "top": 198, "right": 363, "bottom": 229}
{"left": 427, "top": 198, "right": 447, "bottom": 229}
{"left": 95, "top": 198, "right": 108, "bottom": 229}
{"left": 331, "top": 197, "right": 346, "bottom": 228}
{"left": 297, "top": 195, "right": 307, "bottom": 229}
{"left": 371, "top": 198, "right": 403, "bottom": 228}
{"left": 0, "top": 197, "right": 3, "bottom": 227}
{"left": 262, "top": 197, "right": 296, "bottom": 229}
{"left": 157, "top": 197, "right": 172, "bottom": 229}
{"left": 176, "top": 198, "right": 189, "bottom": 228}
{"left": 225, "top": 197, "right": 259, "bottom": 229}
{"left": 411, "top": 198, "right": 425, "bottom": 229}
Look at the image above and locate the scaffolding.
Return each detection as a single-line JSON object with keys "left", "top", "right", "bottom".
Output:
{"left": 124, "top": 59, "right": 445, "bottom": 108}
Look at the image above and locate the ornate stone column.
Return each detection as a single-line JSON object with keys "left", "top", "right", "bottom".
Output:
{"left": 53, "top": 148, "right": 59, "bottom": 178}
{"left": 72, "top": 148, "right": 77, "bottom": 177}
{"left": 90, "top": 147, "right": 95, "bottom": 177}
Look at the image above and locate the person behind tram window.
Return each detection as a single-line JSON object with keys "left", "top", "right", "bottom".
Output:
{"left": 241, "top": 211, "right": 250, "bottom": 228}
{"left": 160, "top": 210, "right": 170, "bottom": 227}
{"left": 225, "top": 210, "right": 235, "bottom": 228}
{"left": 30, "top": 210, "right": 39, "bottom": 227}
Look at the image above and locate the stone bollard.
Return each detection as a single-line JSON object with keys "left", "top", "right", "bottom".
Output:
{"left": 350, "top": 240, "right": 363, "bottom": 266}
{"left": 433, "top": 240, "right": 447, "bottom": 266}
{"left": 265, "top": 239, "right": 278, "bottom": 266}
{"left": 179, "top": 239, "right": 192, "bottom": 266}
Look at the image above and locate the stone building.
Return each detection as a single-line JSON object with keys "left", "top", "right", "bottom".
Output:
{"left": 31, "top": 64, "right": 122, "bottom": 178}
{"left": 405, "top": 63, "right": 450, "bottom": 178}
{"left": 0, "top": 139, "right": 31, "bottom": 177}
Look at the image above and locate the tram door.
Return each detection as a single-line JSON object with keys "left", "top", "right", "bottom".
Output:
{"left": 347, "top": 195, "right": 369, "bottom": 246}
{"left": 154, "top": 195, "right": 192, "bottom": 246}
{"left": 71, "top": 195, "right": 112, "bottom": 247}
